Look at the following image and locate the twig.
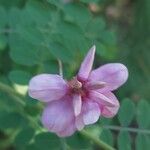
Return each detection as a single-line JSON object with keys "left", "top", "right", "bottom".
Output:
{"left": 57, "top": 59, "right": 63, "bottom": 77}
{"left": 103, "top": 125, "right": 150, "bottom": 134}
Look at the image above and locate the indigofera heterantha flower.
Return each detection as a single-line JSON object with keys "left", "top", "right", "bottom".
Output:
{"left": 28, "top": 45, "right": 128, "bottom": 137}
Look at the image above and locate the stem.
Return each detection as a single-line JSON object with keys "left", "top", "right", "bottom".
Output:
{"left": 57, "top": 59, "right": 63, "bottom": 77}
{"left": 80, "top": 130, "right": 116, "bottom": 150}
{"left": 103, "top": 125, "right": 150, "bottom": 134}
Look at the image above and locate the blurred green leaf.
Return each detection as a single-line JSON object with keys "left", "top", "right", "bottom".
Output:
{"left": 0, "top": 7, "right": 7, "bottom": 27}
{"left": 63, "top": 3, "right": 92, "bottom": 28}
{"left": 48, "top": 42, "right": 73, "bottom": 63}
{"left": 9, "top": 70, "right": 32, "bottom": 85}
{"left": 118, "top": 98, "right": 135, "bottom": 126}
{"left": 117, "top": 131, "right": 132, "bottom": 150}
{"left": 135, "top": 134, "right": 150, "bottom": 150}
{"left": 34, "top": 132, "right": 61, "bottom": 150}
{"left": 0, "top": 35, "right": 7, "bottom": 51}
{"left": 136, "top": 100, "right": 150, "bottom": 128}
{"left": 85, "top": 17, "right": 106, "bottom": 39}
{"left": 100, "top": 129, "right": 114, "bottom": 146}
{"left": 80, "top": 0, "right": 99, "bottom": 3}
{"left": 9, "top": 33, "right": 41, "bottom": 66}
{"left": 14, "top": 127, "right": 35, "bottom": 149}
{"left": 0, "top": 7, "right": 7, "bottom": 51}
{"left": 66, "top": 133, "right": 91, "bottom": 149}
{"left": 0, "top": 112, "right": 27, "bottom": 130}
{"left": 100, "top": 117, "right": 112, "bottom": 125}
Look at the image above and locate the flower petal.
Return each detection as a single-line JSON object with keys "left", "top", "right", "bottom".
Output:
{"left": 78, "top": 45, "right": 95, "bottom": 81}
{"left": 89, "top": 63, "right": 128, "bottom": 91}
{"left": 82, "top": 101, "right": 100, "bottom": 125}
{"left": 89, "top": 91, "right": 115, "bottom": 107}
{"left": 100, "top": 92, "right": 120, "bottom": 118}
{"left": 28, "top": 74, "right": 68, "bottom": 102}
{"left": 41, "top": 97, "right": 75, "bottom": 134}
{"left": 75, "top": 115, "right": 85, "bottom": 130}
{"left": 73, "top": 94, "right": 82, "bottom": 116}
{"left": 85, "top": 81, "right": 106, "bottom": 90}
{"left": 56, "top": 121, "right": 76, "bottom": 137}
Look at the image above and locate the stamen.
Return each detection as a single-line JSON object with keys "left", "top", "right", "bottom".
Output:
{"left": 68, "top": 77, "right": 82, "bottom": 90}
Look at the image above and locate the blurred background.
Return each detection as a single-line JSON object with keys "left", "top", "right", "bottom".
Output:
{"left": 0, "top": 0, "right": 150, "bottom": 150}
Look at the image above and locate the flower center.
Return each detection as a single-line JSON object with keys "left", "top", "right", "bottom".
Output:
{"left": 68, "top": 77, "right": 87, "bottom": 97}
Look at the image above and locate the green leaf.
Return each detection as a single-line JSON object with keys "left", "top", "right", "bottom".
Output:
{"left": 66, "top": 132, "right": 91, "bottom": 149}
{"left": 135, "top": 134, "right": 150, "bottom": 150}
{"left": 0, "top": 7, "right": 7, "bottom": 27}
{"left": 136, "top": 99, "right": 150, "bottom": 128}
{"left": 63, "top": 3, "right": 92, "bottom": 28}
{"left": 101, "top": 30, "right": 117, "bottom": 45}
{"left": 85, "top": 17, "right": 106, "bottom": 39}
{"left": 8, "top": 6, "right": 51, "bottom": 66}
{"left": 118, "top": 98, "right": 135, "bottom": 126}
{"left": 100, "top": 129, "right": 114, "bottom": 146}
{"left": 80, "top": 0, "right": 99, "bottom": 3}
{"left": 117, "top": 131, "right": 132, "bottom": 150}
{"left": 15, "top": 127, "right": 35, "bottom": 148}
{"left": 0, "top": 112, "right": 27, "bottom": 129}
{"left": 0, "top": 35, "right": 7, "bottom": 51}
{"left": 99, "top": 117, "right": 112, "bottom": 125}
{"left": 0, "top": 7, "right": 7, "bottom": 51}
{"left": 34, "top": 132, "right": 61, "bottom": 150}
{"left": 9, "top": 32, "right": 41, "bottom": 66}
{"left": 48, "top": 42, "right": 73, "bottom": 63}
{"left": 9, "top": 70, "right": 32, "bottom": 85}
{"left": 54, "top": 22, "right": 88, "bottom": 55}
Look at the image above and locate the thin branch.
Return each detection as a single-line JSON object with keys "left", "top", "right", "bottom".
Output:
{"left": 80, "top": 130, "right": 116, "bottom": 150}
{"left": 57, "top": 59, "right": 63, "bottom": 77}
{"left": 103, "top": 125, "right": 150, "bottom": 134}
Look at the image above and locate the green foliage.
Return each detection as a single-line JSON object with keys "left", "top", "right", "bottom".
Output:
{"left": 0, "top": 0, "right": 149, "bottom": 150}
{"left": 118, "top": 98, "right": 135, "bottom": 126}
{"left": 0, "top": 111, "right": 27, "bottom": 130}
{"left": 100, "top": 129, "right": 114, "bottom": 146}
{"left": 117, "top": 131, "right": 132, "bottom": 150}
{"left": 66, "top": 133, "right": 91, "bottom": 149}
{"left": 9, "top": 70, "right": 32, "bottom": 85}
{"left": 14, "top": 127, "right": 35, "bottom": 149}
{"left": 99, "top": 98, "right": 150, "bottom": 150}
{"left": 135, "top": 134, "right": 150, "bottom": 150}
{"left": 32, "top": 132, "right": 61, "bottom": 150}
{"left": 136, "top": 100, "right": 150, "bottom": 128}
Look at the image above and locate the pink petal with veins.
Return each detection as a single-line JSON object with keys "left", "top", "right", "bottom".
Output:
{"left": 28, "top": 74, "right": 68, "bottom": 102}
{"left": 73, "top": 94, "right": 82, "bottom": 116}
{"left": 85, "top": 81, "right": 106, "bottom": 90}
{"left": 89, "top": 63, "right": 128, "bottom": 92}
{"left": 41, "top": 97, "right": 75, "bottom": 137}
{"left": 75, "top": 115, "right": 85, "bottom": 130}
{"left": 82, "top": 100, "right": 101, "bottom": 125}
{"left": 89, "top": 91, "right": 115, "bottom": 107}
{"left": 100, "top": 92, "right": 120, "bottom": 118}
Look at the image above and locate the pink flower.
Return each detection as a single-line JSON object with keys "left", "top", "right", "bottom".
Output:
{"left": 28, "top": 45, "right": 128, "bottom": 137}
